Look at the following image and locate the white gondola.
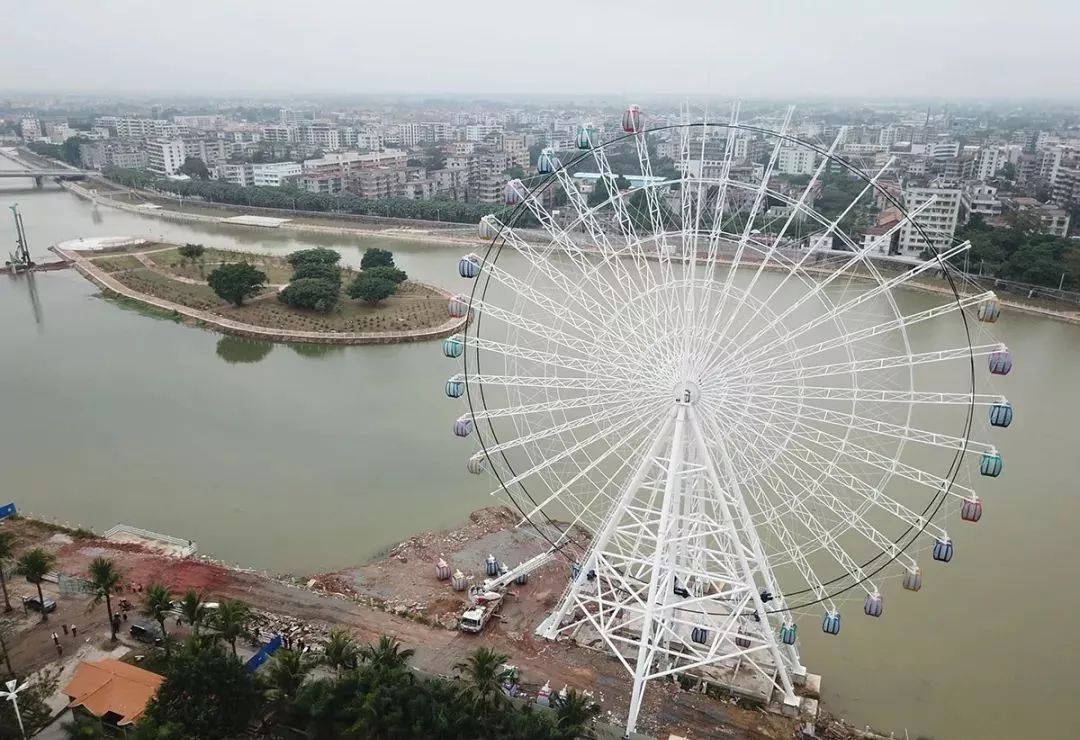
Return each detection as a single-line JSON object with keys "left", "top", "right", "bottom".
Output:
{"left": 448, "top": 294, "right": 471, "bottom": 318}
{"left": 458, "top": 254, "right": 481, "bottom": 279}
{"left": 468, "top": 452, "right": 488, "bottom": 475}
{"left": 478, "top": 215, "right": 501, "bottom": 240}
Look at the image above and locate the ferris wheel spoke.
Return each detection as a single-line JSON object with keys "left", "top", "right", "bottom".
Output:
{"left": 703, "top": 157, "right": 911, "bottom": 373}
{"left": 469, "top": 374, "right": 651, "bottom": 394}
{"left": 492, "top": 399, "right": 664, "bottom": 491}
{"left": 736, "top": 414, "right": 954, "bottom": 538}
{"left": 740, "top": 385, "right": 1000, "bottom": 407}
{"left": 517, "top": 415, "right": 665, "bottom": 531}
{"left": 479, "top": 400, "right": 650, "bottom": 457}
{"left": 466, "top": 335, "right": 647, "bottom": 380}
{"left": 704, "top": 127, "right": 846, "bottom": 363}
{"left": 590, "top": 144, "right": 642, "bottom": 247}
{"left": 490, "top": 222, "right": 643, "bottom": 344}
{"left": 768, "top": 457, "right": 920, "bottom": 574}
{"left": 732, "top": 290, "right": 995, "bottom": 378}
{"left": 749, "top": 396, "right": 998, "bottom": 457}
{"left": 468, "top": 392, "right": 651, "bottom": 422}
{"left": 714, "top": 238, "right": 972, "bottom": 377}
{"left": 473, "top": 253, "right": 622, "bottom": 344}
{"left": 749, "top": 343, "right": 1002, "bottom": 386}
{"left": 711, "top": 109, "right": 794, "bottom": 323}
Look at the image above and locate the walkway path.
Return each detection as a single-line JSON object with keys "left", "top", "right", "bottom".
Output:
{"left": 55, "top": 245, "right": 466, "bottom": 345}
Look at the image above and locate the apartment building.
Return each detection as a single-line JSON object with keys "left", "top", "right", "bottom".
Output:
{"left": 898, "top": 180, "right": 963, "bottom": 253}
{"left": 776, "top": 146, "right": 817, "bottom": 176}
{"left": 112, "top": 118, "right": 178, "bottom": 139}
{"left": 145, "top": 139, "right": 186, "bottom": 176}
{"left": 79, "top": 141, "right": 148, "bottom": 170}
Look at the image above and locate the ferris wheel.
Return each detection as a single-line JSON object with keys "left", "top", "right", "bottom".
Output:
{"left": 441, "top": 104, "right": 1011, "bottom": 734}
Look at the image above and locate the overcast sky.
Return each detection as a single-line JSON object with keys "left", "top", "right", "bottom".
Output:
{"left": 7, "top": 0, "right": 1078, "bottom": 99}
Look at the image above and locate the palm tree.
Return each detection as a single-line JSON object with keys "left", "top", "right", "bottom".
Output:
{"left": 179, "top": 590, "right": 207, "bottom": 636}
{"left": 454, "top": 646, "right": 510, "bottom": 712}
{"left": 211, "top": 599, "right": 251, "bottom": 657}
{"left": 553, "top": 689, "right": 600, "bottom": 740}
{"left": 360, "top": 634, "right": 415, "bottom": 672}
{"left": 323, "top": 628, "right": 357, "bottom": 673}
{"left": 88, "top": 557, "right": 122, "bottom": 641}
{"left": 0, "top": 532, "right": 15, "bottom": 612}
{"left": 16, "top": 548, "right": 56, "bottom": 621}
{"left": 262, "top": 648, "right": 317, "bottom": 730}
{"left": 141, "top": 583, "right": 173, "bottom": 656}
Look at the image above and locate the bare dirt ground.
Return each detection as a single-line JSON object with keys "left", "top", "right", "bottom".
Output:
{"left": 3, "top": 513, "right": 799, "bottom": 740}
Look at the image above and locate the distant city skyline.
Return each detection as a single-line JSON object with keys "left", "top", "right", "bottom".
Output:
{"left": 7, "top": 0, "right": 1080, "bottom": 100}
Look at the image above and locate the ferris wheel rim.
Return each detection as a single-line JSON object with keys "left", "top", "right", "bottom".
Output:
{"left": 460, "top": 117, "right": 981, "bottom": 612}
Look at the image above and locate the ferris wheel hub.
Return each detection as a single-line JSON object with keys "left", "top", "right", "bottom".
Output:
{"left": 674, "top": 380, "right": 702, "bottom": 405}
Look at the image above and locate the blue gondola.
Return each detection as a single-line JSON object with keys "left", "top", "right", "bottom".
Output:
{"left": 453, "top": 416, "right": 474, "bottom": 438}
{"left": 780, "top": 623, "right": 797, "bottom": 645}
{"left": 485, "top": 554, "right": 498, "bottom": 577}
{"left": 537, "top": 149, "right": 559, "bottom": 174}
{"left": 504, "top": 179, "right": 523, "bottom": 206}
{"left": 445, "top": 376, "right": 465, "bottom": 398}
{"left": 690, "top": 627, "right": 708, "bottom": 644}
{"left": 822, "top": 612, "right": 841, "bottom": 636}
{"left": 514, "top": 564, "right": 529, "bottom": 585}
{"left": 980, "top": 449, "right": 1003, "bottom": 477}
{"left": 443, "top": 335, "right": 464, "bottom": 359}
{"left": 575, "top": 125, "right": 596, "bottom": 150}
{"left": 933, "top": 537, "right": 954, "bottom": 563}
{"left": 989, "top": 400, "right": 1013, "bottom": 428}
{"left": 988, "top": 347, "right": 1012, "bottom": 375}
{"left": 864, "top": 593, "right": 883, "bottom": 618}
{"left": 903, "top": 567, "right": 923, "bottom": 592}
{"left": 978, "top": 299, "right": 1001, "bottom": 323}
{"left": 458, "top": 254, "right": 481, "bottom": 279}
{"left": 961, "top": 496, "right": 983, "bottom": 522}
{"left": 448, "top": 294, "right": 470, "bottom": 318}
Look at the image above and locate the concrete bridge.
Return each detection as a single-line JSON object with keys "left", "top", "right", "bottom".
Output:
{"left": 0, "top": 169, "right": 90, "bottom": 186}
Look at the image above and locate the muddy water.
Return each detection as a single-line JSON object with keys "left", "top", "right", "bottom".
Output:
{"left": 1, "top": 168, "right": 1077, "bottom": 739}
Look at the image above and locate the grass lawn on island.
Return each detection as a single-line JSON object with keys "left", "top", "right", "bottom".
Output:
{"left": 87, "top": 246, "right": 450, "bottom": 335}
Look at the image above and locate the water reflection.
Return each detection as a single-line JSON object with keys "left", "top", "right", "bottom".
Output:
{"left": 289, "top": 342, "right": 345, "bottom": 359}
{"left": 215, "top": 335, "right": 273, "bottom": 364}
{"left": 6, "top": 272, "right": 44, "bottom": 329}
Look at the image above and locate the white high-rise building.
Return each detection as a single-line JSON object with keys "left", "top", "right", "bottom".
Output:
{"left": 776, "top": 147, "right": 816, "bottom": 176}
{"left": 898, "top": 181, "right": 962, "bottom": 253}
{"left": 251, "top": 162, "right": 302, "bottom": 187}
{"left": 145, "top": 139, "right": 186, "bottom": 176}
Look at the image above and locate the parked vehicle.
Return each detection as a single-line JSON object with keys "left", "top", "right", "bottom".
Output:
{"left": 129, "top": 620, "right": 164, "bottom": 645}
{"left": 22, "top": 596, "right": 56, "bottom": 614}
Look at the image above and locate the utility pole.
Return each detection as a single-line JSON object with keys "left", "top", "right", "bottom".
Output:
{"left": 1059, "top": 272, "right": 1067, "bottom": 291}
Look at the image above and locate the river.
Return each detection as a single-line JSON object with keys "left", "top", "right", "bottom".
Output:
{"left": 1, "top": 171, "right": 1077, "bottom": 739}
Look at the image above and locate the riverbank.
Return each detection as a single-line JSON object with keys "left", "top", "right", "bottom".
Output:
{"left": 53, "top": 237, "right": 466, "bottom": 345}
{"left": 64, "top": 179, "right": 483, "bottom": 248}
{"left": 3, "top": 509, "right": 804, "bottom": 740}
{"left": 66, "top": 178, "right": 1080, "bottom": 327}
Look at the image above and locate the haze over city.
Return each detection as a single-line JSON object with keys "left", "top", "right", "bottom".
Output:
{"left": 7, "top": 0, "right": 1080, "bottom": 98}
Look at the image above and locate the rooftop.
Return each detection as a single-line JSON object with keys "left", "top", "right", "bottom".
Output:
{"left": 64, "top": 659, "right": 164, "bottom": 726}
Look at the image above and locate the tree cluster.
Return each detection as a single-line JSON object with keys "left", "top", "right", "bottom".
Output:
{"left": 279, "top": 248, "right": 342, "bottom": 313}
{"left": 957, "top": 213, "right": 1080, "bottom": 289}
{"left": 103, "top": 167, "right": 502, "bottom": 224}
{"left": 28, "top": 138, "right": 84, "bottom": 167}
{"left": 347, "top": 248, "right": 407, "bottom": 306}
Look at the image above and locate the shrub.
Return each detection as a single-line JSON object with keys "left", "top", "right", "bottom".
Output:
{"left": 347, "top": 274, "right": 397, "bottom": 305}
{"left": 178, "top": 243, "right": 205, "bottom": 259}
{"left": 363, "top": 265, "right": 407, "bottom": 284}
{"left": 286, "top": 248, "right": 341, "bottom": 266}
{"left": 279, "top": 278, "right": 340, "bottom": 313}
{"left": 360, "top": 248, "right": 395, "bottom": 270}
{"left": 291, "top": 262, "right": 342, "bottom": 287}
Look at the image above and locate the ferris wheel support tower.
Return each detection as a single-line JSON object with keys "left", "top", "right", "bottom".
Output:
{"left": 539, "top": 388, "right": 802, "bottom": 733}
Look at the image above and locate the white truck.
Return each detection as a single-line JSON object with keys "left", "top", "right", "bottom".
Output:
{"left": 459, "top": 603, "right": 497, "bottom": 633}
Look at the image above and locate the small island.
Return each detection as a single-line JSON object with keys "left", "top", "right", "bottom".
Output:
{"left": 54, "top": 238, "right": 464, "bottom": 344}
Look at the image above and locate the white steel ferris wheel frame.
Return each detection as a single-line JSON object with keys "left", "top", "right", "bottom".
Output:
{"left": 450, "top": 105, "right": 1004, "bottom": 736}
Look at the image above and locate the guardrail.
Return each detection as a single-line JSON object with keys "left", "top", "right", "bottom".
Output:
{"left": 103, "top": 524, "right": 197, "bottom": 557}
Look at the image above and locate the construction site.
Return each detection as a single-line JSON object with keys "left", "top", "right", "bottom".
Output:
{"left": 1, "top": 508, "right": 828, "bottom": 739}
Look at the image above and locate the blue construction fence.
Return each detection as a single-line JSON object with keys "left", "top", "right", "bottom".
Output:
{"left": 244, "top": 634, "right": 283, "bottom": 672}
{"left": 0, "top": 503, "right": 16, "bottom": 520}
